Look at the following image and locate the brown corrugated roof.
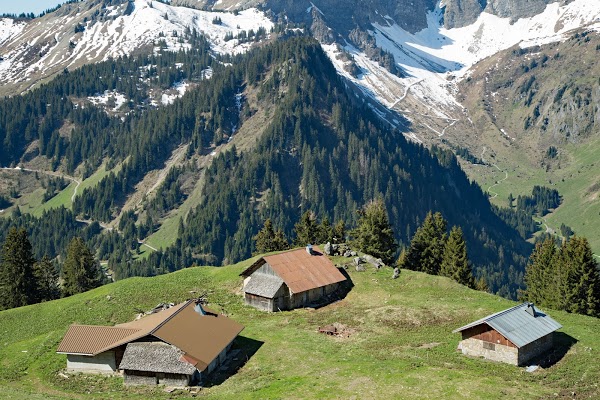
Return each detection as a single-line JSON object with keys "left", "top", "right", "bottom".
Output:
{"left": 242, "top": 247, "right": 346, "bottom": 294}
{"left": 154, "top": 304, "right": 244, "bottom": 371}
{"left": 56, "top": 325, "right": 141, "bottom": 355}
{"left": 56, "top": 300, "right": 244, "bottom": 371}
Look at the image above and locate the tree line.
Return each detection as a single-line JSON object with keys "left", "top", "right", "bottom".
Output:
{"left": 0, "top": 228, "right": 103, "bottom": 310}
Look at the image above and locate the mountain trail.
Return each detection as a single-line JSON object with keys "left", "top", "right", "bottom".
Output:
{"left": 480, "top": 147, "right": 508, "bottom": 199}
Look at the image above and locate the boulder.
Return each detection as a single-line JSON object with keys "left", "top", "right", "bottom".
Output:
{"left": 356, "top": 265, "right": 366, "bottom": 272}
{"left": 392, "top": 267, "right": 400, "bottom": 279}
{"left": 324, "top": 242, "right": 333, "bottom": 255}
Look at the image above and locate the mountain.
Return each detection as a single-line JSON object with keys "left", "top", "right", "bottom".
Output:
{"left": 1, "top": 0, "right": 599, "bottom": 294}
{"left": 0, "top": 0, "right": 272, "bottom": 96}
{"left": 1, "top": 256, "right": 599, "bottom": 398}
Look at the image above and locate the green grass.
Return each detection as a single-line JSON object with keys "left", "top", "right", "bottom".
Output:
{"left": 18, "top": 163, "right": 122, "bottom": 218}
{"left": 1, "top": 255, "right": 599, "bottom": 399}
{"left": 31, "top": 182, "right": 78, "bottom": 217}
{"left": 144, "top": 171, "right": 205, "bottom": 251}
{"left": 465, "top": 136, "right": 600, "bottom": 254}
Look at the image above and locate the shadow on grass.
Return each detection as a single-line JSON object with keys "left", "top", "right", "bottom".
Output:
{"left": 529, "top": 332, "right": 577, "bottom": 368}
{"left": 203, "top": 336, "right": 264, "bottom": 387}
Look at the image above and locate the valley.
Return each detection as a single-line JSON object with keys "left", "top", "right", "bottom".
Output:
{"left": 0, "top": 0, "right": 598, "bottom": 293}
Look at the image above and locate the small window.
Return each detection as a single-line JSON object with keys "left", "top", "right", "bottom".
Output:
{"left": 482, "top": 342, "right": 496, "bottom": 351}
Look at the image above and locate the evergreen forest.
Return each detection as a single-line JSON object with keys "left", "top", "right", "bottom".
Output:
{"left": 0, "top": 33, "right": 541, "bottom": 301}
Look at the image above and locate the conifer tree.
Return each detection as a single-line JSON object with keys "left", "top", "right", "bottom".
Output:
{"left": 254, "top": 219, "right": 289, "bottom": 254}
{"left": 62, "top": 237, "right": 101, "bottom": 296}
{"left": 402, "top": 211, "right": 447, "bottom": 274}
{"left": 33, "top": 255, "right": 60, "bottom": 302}
{"left": 294, "top": 211, "right": 319, "bottom": 246}
{"left": 440, "top": 226, "right": 474, "bottom": 288}
{"left": 317, "top": 217, "right": 333, "bottom": 244}
{"left": 522, "top": 238, "right": 557, "bottom": 306}
{"left": 562, "top": 236, "right": 600, "bottom": 317}
{"left": 332, "top": 220, "right": 346, "bottom": 243}
{"left": 0, "top": 227, "right": 37, "bottom": 309}
{"left": 350, "top": 199, "right": 396, "bottom": 265}
{"left": 254, "top": 219, "right": 276, "bottom": 255}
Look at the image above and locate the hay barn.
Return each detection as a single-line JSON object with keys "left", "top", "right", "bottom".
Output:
{"left": 240, "top": 246, "right": 347, "bottom": 312}
{"left": 56, "top": 300, "right": 244, "bottom": 386}
{"left": 453, "top": 302, "right": 562, "bottom": 366}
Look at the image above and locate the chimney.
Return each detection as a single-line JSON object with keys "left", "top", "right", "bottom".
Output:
{"left": 194, "top": 301, "right": 207, "bottom": 316}
{"left": 525, "top": 303, "right": 536, "bottom": 317}
{"left": 306, "top": 244, "right": 314, "bottom": 255}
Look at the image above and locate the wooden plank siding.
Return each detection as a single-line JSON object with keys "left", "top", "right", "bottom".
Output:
{"left": 461, "top": 324, "right": 516, "bottom": 348}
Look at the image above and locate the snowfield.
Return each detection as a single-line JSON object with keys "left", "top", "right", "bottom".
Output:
{"left": 322, "top": 0, "right": 600, "bottom": 138}
{"left": 0, "top": 0, "right": 273, "bottom": 90}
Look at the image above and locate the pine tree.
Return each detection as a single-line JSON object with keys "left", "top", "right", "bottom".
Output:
{"left": 332, "top": 220, "right": 346, "bottom": 243}
{"left": 33, "top": 255, "right": 60, "bottom": 302}
{"left": 317, "top": 217, "right": 333, "bottom": 244}
{"left": 62, "top": 237, "right": 101, "bottom": 297}
{"left": 562, "top": 236, "right": 600, "bottom": 317}
{"left": 440, "top": 226, "right": 474, "bottom": 288}
{"left": 254, "top": 219, "right": 276, "bottom": 255}
{"left": 350, "top": 199, "right": 396, "bottom": 265}
{"left": 294, "top": 211, "right": 319, "bottom": 246}
{"left": 0, "top": 227, "right": 37, "bottom": 309}
{"left": 253, "top": 219, "right": 290, "bottom": 255}
{"left": 522, "top": 238, "right": 556, "bottom": 306}
{"left": 402, "top": 211, "right": 447, "bottom": 274}
{"left": 272, "top": 230, "right": 290, "bottom": 252}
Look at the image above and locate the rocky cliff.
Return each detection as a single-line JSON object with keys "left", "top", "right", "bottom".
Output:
{"left": 443, "top": 0, "right": 566, "bottom": 28}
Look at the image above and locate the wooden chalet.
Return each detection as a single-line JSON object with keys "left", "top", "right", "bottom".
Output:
{"left": 240, "top": 245, "right": 347, "bottom": 312}
{"left": 56, "top": 300, "right": 244, "bottom": 386}
{"left": 453, "top": 302, "right": 562, "bottom": 366}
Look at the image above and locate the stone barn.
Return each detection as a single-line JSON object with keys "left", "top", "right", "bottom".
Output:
{"left": 453, "top": 302, "right": 562, "bottom": 366}
{"left": 57, "top": 299, "right": 244, "bottom": 386}
{"left": 240, "top": 246, "right": 347, "bottom": 311}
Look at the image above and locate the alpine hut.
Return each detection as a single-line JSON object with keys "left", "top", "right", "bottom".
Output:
{"left": 453, "top": 302, "right": 562, "bottom": 366}
{"left": 240, "top": 246, "right": 347, "bottom": 311}
{"left": 56, "top": 299, "right": 244, "bottom": 386}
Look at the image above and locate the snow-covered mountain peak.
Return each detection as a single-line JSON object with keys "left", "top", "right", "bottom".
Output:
{"left": 323, "top": 0, "right": 600, "bottom": 142}
{"left": 0, "top": 0, "right": 273, "bottom": 95}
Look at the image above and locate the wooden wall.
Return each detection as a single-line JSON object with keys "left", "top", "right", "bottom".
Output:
{"left": 461, "top": 324, "right": 516, "bottom": 348}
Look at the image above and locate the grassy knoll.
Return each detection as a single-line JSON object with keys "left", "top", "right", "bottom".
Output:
{"left": 1, "top": 254, "right": 599, "bottom": 399}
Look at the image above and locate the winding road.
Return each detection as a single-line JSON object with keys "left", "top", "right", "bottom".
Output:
{"left": 0, "top": 166, "right": 81, "bottom": 202}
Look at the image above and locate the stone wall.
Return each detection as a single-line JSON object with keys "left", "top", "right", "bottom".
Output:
{"left": 518, "top": 333, "right": 553, "bottom": 366}
{"left": 123, "top": 372, "right": 156, "bottom": 385}
{"left": 459, "top": 338, "right": 519, "bottom": 365}
{"left": 67, "top": 351, "right": 116, "bottom": 373}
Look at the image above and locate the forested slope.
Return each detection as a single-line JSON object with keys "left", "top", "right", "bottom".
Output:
{"left": 0, "top": 35, "right": 533, "bottom": 297}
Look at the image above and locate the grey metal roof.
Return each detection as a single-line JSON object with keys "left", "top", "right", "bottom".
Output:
{"left": 119, "top": 342, "right": 197, "bottom": 375}
{"left": 244, "top": 273, "right": 284, "bottom": 298}
{"left": 453, "top": 303, "right": 562, "bottom": 348}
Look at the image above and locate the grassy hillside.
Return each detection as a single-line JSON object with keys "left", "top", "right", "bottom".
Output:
{"left": 458, "top": 31, "right": 600, "bottom": 254}
{"left": 1, "top": 254, "right": 599, "bottom": 399}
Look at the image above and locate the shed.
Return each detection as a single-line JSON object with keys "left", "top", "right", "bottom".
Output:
{"left": 453, "top": 302, "right": 562, "bottom": 366}
{"left": 57, "top": 300, "right": 244, "bottom": 386}
{"left": 240, "top": 246, "right": 347, "bottom": 311}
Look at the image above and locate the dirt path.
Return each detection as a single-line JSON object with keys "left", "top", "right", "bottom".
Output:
{"left": 480, "top": 147, "right": 508, "bottom": 199}
{"left": 0, "top": 166, "right": 81, "bottom": 201}
{"left": 390, "top": 78, "right": 424, "bottom": 108}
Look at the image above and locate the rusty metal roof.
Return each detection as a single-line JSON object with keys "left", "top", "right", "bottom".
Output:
{"left": 242, "top": 247, "right": 346, "bottom": 294}
{"left": 453, "top": 303, "right": 562, "bottom": 348}
{"left": 56, "top": 300, "right": 244, "bottom": 371}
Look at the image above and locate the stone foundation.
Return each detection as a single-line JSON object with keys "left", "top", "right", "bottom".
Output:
{"left": 459, "top": 338, "right": 518, "bottom": 365}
